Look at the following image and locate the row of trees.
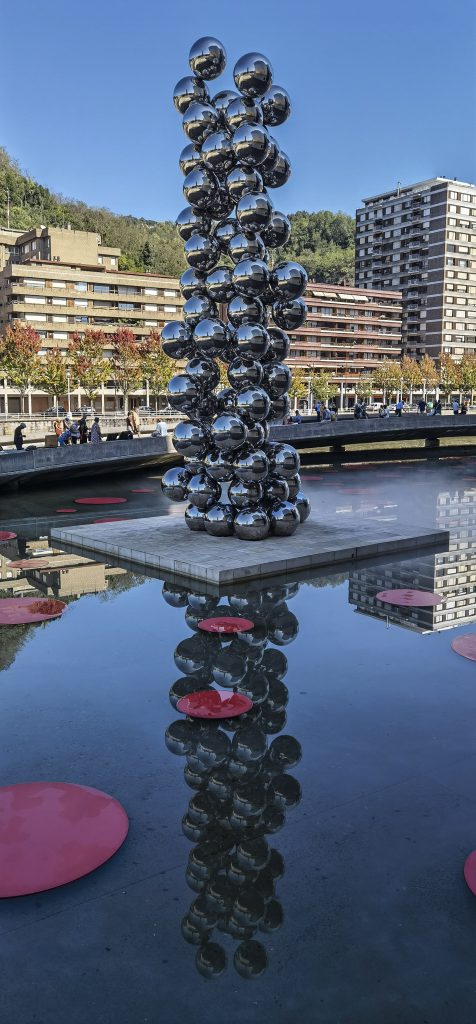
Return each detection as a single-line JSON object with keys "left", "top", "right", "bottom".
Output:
{"left": 0, "top": 322, "right": 175, "bottom": 413}
{"left": 287, "top": 353, "right": 476, "bottom": 406}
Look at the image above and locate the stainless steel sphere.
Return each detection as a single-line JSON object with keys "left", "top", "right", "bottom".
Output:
{"left": 182, "top": 101, "right": 219, "bottom": 145}
{"left": 261, "top": 211, "right": 291, "bottom": 248}
{"left": 161, "top": 466, "right": 192, "bottom": 502}
{"left": 262, "top": 150, "right": 291, "bottom": 188}
{"left": 183, "top": 166, "right": 219, "bottom": 211}
{"left": 232, "top": 323, "right": 269, "bottom": 359}
{"left": 192, "top": 392, "right": 219, "bottom": 422}
{"left": 267, "top": 394, "right": 290, "bottom": 421}
{"left": 232, "top": 258, "right": 269, "bottom": 298}
{"left": 211, "top": 413, "right": 248, "bottom": 451}
{"left": 269, "top": 501, "right": 300, "bottom": 536}
{"left": 227, "top": 295, "right": 266, "bottom": 327}
{"left": 193, "top": 317, "right": 228, "bottom": 358}
{"left": 226, "top": 166, "right": 263, "bottom": 203}
{"left": 233, "top": 448, "right": 269, "bottom": 483}
{"left": 231, "top": 123, "right": 270, "bottom": 167}
{"left": 261, "top": 84, "right": 291, "bottom": 126}
{"left": 264, "top": 476, "right": 290, "bottom": 503}
{"left": 189, "top": 37, "right": 227, "bottom": 81}
{"left": 236, "top": 191, "right": 273, "bottom": 233}
{"left": 246, "top": 421, "right": 268, "bottom": 446}
{"left": 176, "top": 206, "right": 211, "bottom": 242}
{"left": 228, "top": 356, "right": 263, "bottom": 389}
{"left": 201, "top": 131, "right": 235, "bottom": 175}
{"left": 262, "top": 361, "right": 291, "bottom": 397}
{"left": 187, "top": 472, "right": 220, "bottom": 510}
{"left": 234, "top": 507, "right": 270, "bottom": 540}
{"left": 179, "top": 267, "right": 207, "bottom": 299}
{"left": 268, "top": 443, "right": 300, "bottom": 478}
{"left": 233, "top": 53, "right": 273, "bottom": 98}
{"left": 215, "top": 387, "right": 237, "bottom": 413}
{"left": 179, "top": 143, "right": 202, "bottom": 176}
{"left": 214, "top": 188, "right": 235, "bottom": 221}
{"left": 173, "top": 75, "right": 210, "bottom": 115}
{"left": 294, "top": 491, "right": 311, "bottom": 523}
{"left": 264, "top": 326, "right": 290, "bottom": 362}
{"left": 183, "top": 293, "right": 217, "bottom": 327}
{"left": 228, "top": 231, "right": 266, "bottom": 265}
{"left": 185, "top": 503, "right": 208, "bottom": 532}
{"left": 286, "top": 473, "right": 301, "bottom": 499}
{"left": 259, "top": 136, "right": 279, "bottom": 175}
{"left": 161, "top": 320, "right": 193, "bottom": 359}
{"left": 272, "top": 298, "right": 307, "bottom": 331}
{"left": 166, "top": 373, "right": 202, "bottom": 413}
{"left": 212, "top": 89, "right": 240, "bottom": 121}
{"left": 206, "top": 265, "right": 235, "bottom": 303}
{"left": 184, "top": 232, "right": 219, "bottom": 272}
{"left": 185, "top": 356, "right": 220, "bottom": 390}
{"left": 172, "top": 420, "right": 209, "bottom": 459}
{"left": 235, "top": 386, "right": 271, "bottom": 423}
{"left": 228, "top": 478, "right": 263, "bottom": 509}
{"left": 204, "top": 503, "right": 235, "bottom": 537}
{"left": 204, "top": 448, "right": 236, "bottom": 481}
{"left": 225, "top": 96, "right": 263, "bottom": 131}
{"left": 270, "top": 261, "right": 308, "bottom": 301}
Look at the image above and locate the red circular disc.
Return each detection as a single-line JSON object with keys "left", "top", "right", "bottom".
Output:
{"left": 7, "top": 559, "right": 52, "bottom": 570}
{"left": 198, "top": 616, "right": 254, "bottom": 634}
{"left": 0, "top": 531, "right": 17, "bottom": 542}
{"left": 93, "top": 517, "right": 128, "bottom": 524}
{"left": 451, "top": 634, "right": 476, "bottom": 662}
{"left": 376, "top": 589, "right": 443, "bottom": 607}
{"left": 74, "top": 497, "right": 127, "bottom": 505}
{"left": 56, "top": 508, "right": 78, "bottom": 514}
{"left": 0, "top": 782, "right": 128, "bottom": 897}
{"left": 464, "top": 850, "right": 476, "bottom": 895}
{"left": 177, "top": 689, "right": 253, "bottom": 719}
{"left": 0, "top": 598, "right": 66, "bottom": 624}
{"left": 131, "top": 488, "right": 154, "bottom": 493}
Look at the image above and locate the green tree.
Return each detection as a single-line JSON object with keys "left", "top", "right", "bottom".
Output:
{"left": 419, "top": 354, "right": 439, "bottom": 396}
{"left": 309, "top": 370, "right": 334, "bottom": 403}
{"left": 141, "top": 330, "right": 175, "bottom": 407}
{"left": 111, "top": 328, "right": 143, "bottom": 412}
{"left": 372, "top": 360, "right": 402, "bottom": 402}
{"left": 460, "top": 354, "right": 476, "bottom": 403}
{"left": 288, "top": 366, "right": 309, "bottom": 402}
{"left": 141, "top": 239, "right": 153, "bottom": 269}
{"left": 69, "top": 330, "right": 109, "bottom": 403}
{"left": 439, "top": 353, "right": 462, "bottom": 396}
{"left": 37, "top": 347, "right": 67, "bottom": 403}
{"left": 356, "top": 377, "right": 374, "bottom": 401}
{"left": 400, "top": 355, "right": 422, "bottom": 402}
{"left": 0, "top": 321, "right": 41, "bottom": 413}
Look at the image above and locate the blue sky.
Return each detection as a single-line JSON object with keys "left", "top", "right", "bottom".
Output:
{"left": 3, "top": 0, "right": 475, "bottom": 223}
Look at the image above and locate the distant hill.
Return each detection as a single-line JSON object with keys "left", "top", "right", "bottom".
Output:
{"left": 0, "top": 147, "right": 355, "bottom": 283}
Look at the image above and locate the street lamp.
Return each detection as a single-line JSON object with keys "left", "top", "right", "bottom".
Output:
{"left": 66, "top": 370, "right": 71, "bottom": 414}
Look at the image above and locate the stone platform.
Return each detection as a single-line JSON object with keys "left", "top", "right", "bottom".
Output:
{"left": 51, "top": 513, "right": 449, "bottom": 584}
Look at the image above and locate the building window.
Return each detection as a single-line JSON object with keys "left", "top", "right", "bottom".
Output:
{"left": 74, "top": 299, "right": 88, "bottom": 307}
{"left": 74, "top": 282, "right": 87, "bottom": 292}
{"left": 145, "top": 320, "right": 158, "bottom": 327}
{"left": 164, "top": 289, "right": 177, "bottom": 297}
{"left": 93, "top": 283, "right": 110, "bottom": 293}
{"left": 52, "top": 297, "right": 67, "bottom": 306}
{"left": 25, "top": 313, "right": 47, "bottom": 322}
{"left": 53, "top": 332, "right": 68, "bottom": 340}
{"left": 144, "top": 304, "right": 158, "bottom": 312}
{"left": 144, "top": 288, "right": 158, "bottom": 296}
{"left": 23, "top": 278, "right": 45, "bottom": 288}
{"left": 52, "top": 280, "right": 66, "bottom": 288}
{"left": 164, "top": 305, "right": 177, "bottom": 313}
{"left": 24, "top": 295, "right": 46, "bottom": 304}
{"left": 52, "top": 315, "right": 67, "bottom": 323}
{"left": 97, "top": 256, "right": 104, "bottom": 264}
{"left": 110, "top": 257, "right": 117, "bottom": 266}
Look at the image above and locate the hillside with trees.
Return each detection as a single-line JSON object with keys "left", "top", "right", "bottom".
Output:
{"left": 0, "top": 148, "right": 355, "bottom": 283}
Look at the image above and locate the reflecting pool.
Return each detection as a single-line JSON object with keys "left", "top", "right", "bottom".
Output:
{"left": 1, "top": 457, "right": 476, "bottom": 1023}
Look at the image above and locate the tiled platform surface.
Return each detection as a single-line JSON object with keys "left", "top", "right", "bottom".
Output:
{"left": 51, "top": 513, "right": 449, "bottom": 584}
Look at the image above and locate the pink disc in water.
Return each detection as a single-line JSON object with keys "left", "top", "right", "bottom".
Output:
{"left": 74, "top": 497, "right": 128, "bottom": 505}
{"left": 464, "top": 850, "right": 476, "bottom": 895}
{"left": 451, "top": 634, "right": 476, "bottom": 662}
{"left": 0, "top": 531, "right": 17, "bottom": 542}
{"left": 376, "top": 589, "right": 443, "bottom": 607}
{"left": 56, "top": 508, "right": 78, "bottom": 514}
{"left": 7, "top": 559, "right": 52, "bottom": 570}
{"left": 0, "top": 598, "right": 66, "bottom": 625}
{"left": 0, "top": 782, "right": 128, "bottom": 897}
{"left": 198, "top": 616, "right": 254, "bottom": 634}
{"left": 93, "top": 517, "right": 127, "bottom": 524}
{"left": 177, "top": 689, "right": 253, "bottom": 719}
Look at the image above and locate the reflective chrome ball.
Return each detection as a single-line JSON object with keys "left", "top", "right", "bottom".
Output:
{"left": 267, "top": 394, "right": 290, "bottom": 421}
{"left": 246, "top": 421, "right": 268, "bottom": 446}
{"left": 201, "top": 131, "right": 235, "bottom": 175}
{"left": 206, "top": 265, "right": 235, "bottom": 303}
{"left": 228, "top": 478, "right": 263, "bottom": 509}
{"left": 166, "top": 373, "right": 201, "bottom": 412}
{"left": 173, "top": 76, "right": 209, "bottom": 115}
{"left": 232, "top": 258, "right": 269, "bottom": 297}
{"left": 179, "top": 267, "right": 207, "bottom": 300}
{"left": 193, "top": 317, "right": 228, "bottom": 358}
{"left": 264, "top": 476, "right": 289, "bottom": 503}
{"left": 211, "top": 413, "right": 248, "bottom": 451}
{"left": 212, "top": 89, "right": 240, "bottom": 121}
{"left": 262, "top": 150, "right": 291, "bottom": 188}
{"left": 161, "top": 466, "right": 192, "bottom": 502}
{"left": 263, "top": 361, "right": 291, "bottom": 397}
{"left": 185, "top": 356, "right": 220, "bottom": 390}
{"left": 233, "top": 323, "right": 269, "bottom": 359}
{"left": 234, "top": 449, "right": 269, "bottom": 483}
{"left": 204, "top": 448, "right": 236, "bottom": 481}
{"left": 183, "top": 166, "right": 219, "bottom": 211}
{"left": 183, "top": 294, "right": 217, "bottom": 327}
{"left": 235, "top": 386, "right": 271, "bottom": 423}
{"left": 286, "top": 473, "right": 301, "bottom": 499}
{"left": 179, "top": 143, "right": 202, "bottom": 176}
{"left": 214, "top": 218, "right": 238, "bottom": 252}
{"left": 225, "top": 96, "right": 263, "bottom": 131}
{"left": 234, "top": 507, "right": 270, "bottom": 540}
{"left": 232, "top": 123, "right": 270, "bottom": 167}
{"left": 187, "top": 472, "right": 220, "bottom": 510}
{"left": 268, "top": 443, "right": 300, "bottom": 478}
{"left": 182, "top": 101, "right": 219, "bottom": 145}
{"left": 227, "top": 295, "right": 266, "bottom": 327}
{"left": 272, "top": 298, "right": 307, "bottom": 330}
{"left": 234, "top": 52, "right": 273, "bottom": 98}
{"left": 270, "top": 261, "right": 308, "bottom": 301}
{"left": 228, "top": 231, "right": 266, "bottom": 265}
{"left": 294, "top": 491, "right": 311, "bottom": 523}
{"left": 184, "top": 232, "right": 219, "bottom": 272}
{"left": 189, "top": 37, "right": 227, "bottom": 81}
{"left": 161, "top": 320, "right": 193, "bottom": 359}
{"left": 261, "top": 85, "right": 291, "bottom": 126}
{"left": 172, "top": 421, "right": 209, "bottom": 459}
{"left": 215, "top": 387, "right": 237, "bottom": 413}
{"left": 204, "top": 503, "right": 235, "bottom": 537}
{"left": 264, "top": 326, "right": 290, "bottom": 362}
{"left": 270, "top": 501, "right": 300, "bottom": 536}
{"left": 261, "top": 211, "right": 291, "bottom": 248}
{"left": 185, "top": 504, "right": 208, "bottom": 531}
{"left": 228, "top": 356, "right": 263, "bottom": 389}
{"left": 236, "top": 191, "right": 273, "bottom": 233}
{"left": 176, "top": 206, "right": 211, "bottom": 242}
{"left": 226, "top": 166, "right": 263, "bottom": 203}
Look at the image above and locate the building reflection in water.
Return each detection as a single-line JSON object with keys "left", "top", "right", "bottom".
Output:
{"left": 349, "top": 486, "right": 476, "bottom": 633}
{"left": 164, "top": 579, "right": 302, "bottom": 980}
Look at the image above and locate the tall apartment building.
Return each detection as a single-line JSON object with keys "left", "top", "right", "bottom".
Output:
{"left": 355, "top": 178, "right": 476, "bottom": 361}
{"left": 288, "top": 282, "right": 402, "bottom": 407}
{"left": 0, "top": 225, "right": 183, "bottom": 414}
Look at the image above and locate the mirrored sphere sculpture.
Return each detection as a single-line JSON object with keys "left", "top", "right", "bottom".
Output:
{"left": 162, "top": 37, "right": 310, "bottom": 539}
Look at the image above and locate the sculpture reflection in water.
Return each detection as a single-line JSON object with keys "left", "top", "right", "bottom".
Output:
{"left": 164, "top": 579, "right": 302, "bottom": 978}
{"left": 161, "top": 36, "right": 310, "bottom": 540}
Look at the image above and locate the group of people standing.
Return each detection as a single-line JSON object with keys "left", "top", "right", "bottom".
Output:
{"left": 53, "top": 407, "right": 141, "bottom": 446}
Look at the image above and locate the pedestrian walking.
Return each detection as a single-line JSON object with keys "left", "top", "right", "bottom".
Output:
{"left": 58, "top": 426, "right": 71, "bottom": 447}
{"left": 461, "top": 401, "right": 468, "bottom": 415}
{"left": 361, "top": 401, "right": 368, "bottom": 419}
{"left": 418, "top": 399, "right": 427, "bottom": 414}
{"left": 129, "top": 408, "right": 140, "bottom": 436}
{"left": 70, "top": 420, "right": 80, "bottom": 445}
{"left": 432, "top": 400, "right": 442, "bottom": 416}
{"left": 426, "top": 400, "right": 434, "bottom": 414}
{"left": 90, "top": 417, "right": 103, "bottom": 443}
{"left": 452, "top": 398, "right": 460, "bottom": 415}
{"left": 53, "top": 419, "right": 62, "bottom": 438}
{"left": 14, "top": 422, "right": 26, "bottom": 450}
{"left": 314, "top": 400, "right": 321, "bottom": 422}
{"left": 79, "top": 415, "right": 88, "bottom": 444}
{"left": 353, "top": 402, "right": 362, "bottom": 419}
